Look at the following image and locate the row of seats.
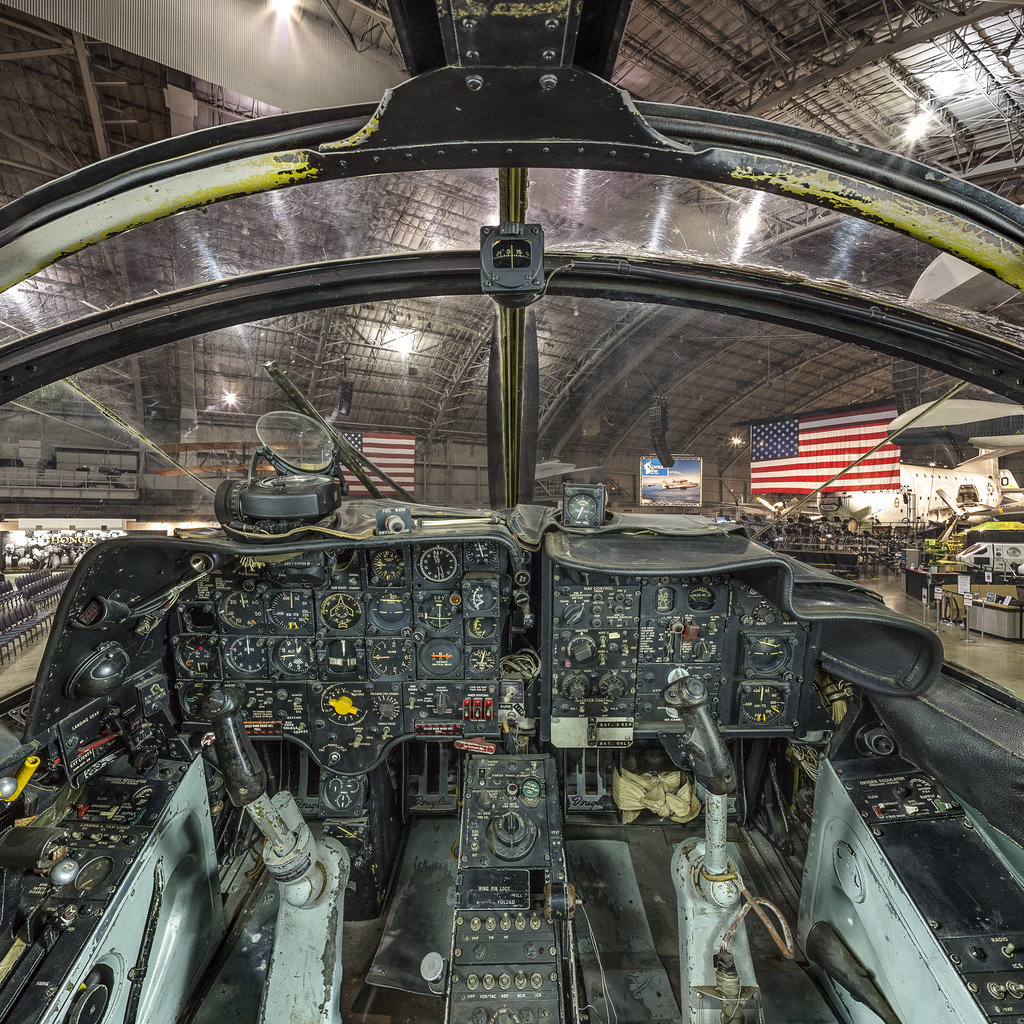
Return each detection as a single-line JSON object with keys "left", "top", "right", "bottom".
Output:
{"left": 0, "top": 597, "right": 52, "bottom": 664}
{"left": 15, "top": 569, "right": 71, "bottom": 606}
{"left": 0, "top": 579, "right": 13, "bottom": 598}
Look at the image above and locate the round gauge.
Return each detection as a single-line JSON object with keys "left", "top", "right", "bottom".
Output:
{"left": 369, "top": 592, "right": 413, "bottom": 630}
{"left": 565, "top": 492, "right": 599, "bottom": 526}
{"left": 269, "top": 591, "right": 315, "bottom": 632}
{"left": 464, "top": 582, "right": 496, "bottom": 613}
{"left": 467, "top": 540, "right": 499, "bottom": 565}
{"left": 419, "top": 639, "right": 461, "bottom": 676}
{"left": 598, "top": 671, "right": 627, "bottom": 699}
{"left": 370, "top": 548, "right": 405, "bottom": 584}
{"left": 468, "top": 648, "right": 497, "bottom": 674}
{"left": 752, "top": 601, "right": 778, "bottom": 624}
{"left": 368, "top": 637, "right": 414, "bottom": 677}
{"left": 75, "top": 856, "right": 114, "bottom": 893}
{"left": 273, "top": 637, "right": 314, "bottom": 675}
{"left": 739, "top": 683, "right": 788, "bottom": 724}
{"left": 175, "top": 636, "right": 217, "bottom": 675}
{"left": 418, "top": 545, "right": 459, "bottom": 583}
{"left": 687, "top": 585, "right": 715, "bottom": 611}
{"left": 321, "top": 684, "right": 368, "bottom": 724}
{"left": 219, "top": 590, "right": 265, "bottom": 630}
{"left": 744, "top": 634, "right": 790, "bottom": 675}
{"left": 375, "top": 695, "right": 400, "bottom": 722}
{"left": 421, "top": 592, "right": 455, "bottom": 631}
{"left": 319, "top": 592, "right": 362, "bottom": 630}
{"left": 655, "top": 586, "right": 675, "bottom": 613}
{"left": 223, "top": 636, "right": 266, "bottom": 675}
{"left": 466, "top": 616, "right": 496, "bottom": 640}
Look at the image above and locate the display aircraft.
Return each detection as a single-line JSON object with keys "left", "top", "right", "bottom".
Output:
{"left": 2, "top": 5, "right": 1024, "bottom": 1024}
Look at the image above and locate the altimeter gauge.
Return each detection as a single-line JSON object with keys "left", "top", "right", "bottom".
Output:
{"left": 738, "top": 683, "right": 789, "bottom": 725}
{"left": 223, "top": 636, "right": 266, "bottom": 676}
{"left": 273, "top": 637, "right": 314, "bottom": 675}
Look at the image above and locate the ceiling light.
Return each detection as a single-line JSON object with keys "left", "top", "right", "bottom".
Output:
{"left": 904, "top": 109, "right": 934, "bottom": 142}
{"left": 731, "top": 436, "right": 744, "bottom": 445}
{"left": 392, "top": 332, "right": 413, "bottom": 358}
{"left": 268, "top": 0, "right": 300, "bottom": 17}
{"left": 224, "top": 392, "right": 238, "bottom": 406}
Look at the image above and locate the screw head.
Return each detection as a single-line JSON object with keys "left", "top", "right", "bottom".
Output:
{"left": 465, "top": 73, "right": 483, "bottom": 91}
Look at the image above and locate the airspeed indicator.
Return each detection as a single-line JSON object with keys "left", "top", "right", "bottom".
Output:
{"left": 739, "top": 683, "right": 788, "bottom": 725}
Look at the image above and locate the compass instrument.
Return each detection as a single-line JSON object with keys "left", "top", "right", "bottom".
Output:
{"left": 319, "top": 591, "right": 361, "bottom": 630}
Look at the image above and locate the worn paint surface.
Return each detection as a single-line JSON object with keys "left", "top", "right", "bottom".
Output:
{"left": 730, "top": 163, "right": 1024, "bottom": 291}
{"left": 0, "top": 151, "right": 318, "bottom": 293}
{"left": 447, "top": 0, "right": 569, "bottom": 17}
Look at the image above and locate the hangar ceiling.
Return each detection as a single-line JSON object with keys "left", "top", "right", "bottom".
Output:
{"left": 0, "top": 0, "right": 1022, "bottom": 509}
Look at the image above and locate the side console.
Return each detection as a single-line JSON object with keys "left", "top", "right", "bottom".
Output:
{"left": 444, "top": 754, "right": 577, "bottom": 1024}
{"left": 800, "top": 754, "right": 1024, "bottom": 1023}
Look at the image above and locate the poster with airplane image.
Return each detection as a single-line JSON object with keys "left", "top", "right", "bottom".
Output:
{"left": 640, "top": 456, "right": 702, "bottom": 506}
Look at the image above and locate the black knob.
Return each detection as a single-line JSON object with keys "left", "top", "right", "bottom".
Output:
{"left": 567, "top": 636, "right": 595, "bottom": 662}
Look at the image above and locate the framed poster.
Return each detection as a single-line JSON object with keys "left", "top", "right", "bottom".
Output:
{"left": 640, "top": 456, "right": 702, "bottom": 507}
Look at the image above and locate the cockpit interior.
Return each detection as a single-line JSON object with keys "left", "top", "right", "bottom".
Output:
{"left": 0, "top": 3, "right": 1023, "bottom": 1024}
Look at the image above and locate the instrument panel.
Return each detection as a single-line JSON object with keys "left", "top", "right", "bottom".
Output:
{"left": 542, "top": 559, "right": 830, "bottom": 747}
{"left": 168, "top": 539, "right": 514, "bottom": 772}
{"left": 160, "top": 527, "right": 836, "bottom": 769}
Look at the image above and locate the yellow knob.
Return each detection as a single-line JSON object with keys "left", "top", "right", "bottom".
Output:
{"left": 328, "top": 695, "right": 357, "bottom": 716}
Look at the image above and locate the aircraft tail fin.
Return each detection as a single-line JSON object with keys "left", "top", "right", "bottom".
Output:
{"left": 1000, "top": 469, "right": 1022, "bottom": 493}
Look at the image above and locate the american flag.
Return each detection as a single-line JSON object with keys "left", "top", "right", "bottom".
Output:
{"left": 341, "top": 432, "right": 416, "bottom": 498}
{"left": 750, "top": 404, "right": 900, "bottom": 494}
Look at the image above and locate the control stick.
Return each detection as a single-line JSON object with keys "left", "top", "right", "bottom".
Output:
{"left": 201, "top": 687, "right": 350, "bottom": 1024}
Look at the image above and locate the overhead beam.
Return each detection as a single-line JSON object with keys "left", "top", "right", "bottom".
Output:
{"left": 71, "top": 31, "right": 108, "bottom": 160}
{"left": 747, "top": 3, "right": 1021, "bottom": 115}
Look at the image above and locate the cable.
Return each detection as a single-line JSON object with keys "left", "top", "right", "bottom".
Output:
{"left": 719, "top": 871, "right": 796, "bottom": 962}
{"left": 578, "top": 899, "right": 617, "bottom": 1024}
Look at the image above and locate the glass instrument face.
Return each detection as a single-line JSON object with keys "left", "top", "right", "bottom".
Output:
{"left": 564, "top": 492, "right": 599, "bottom": 525}
{"left": 744, "top": 634, "right": 790, "bottom": 674}
{"left": 687, "top": 585, "right": 715, "bottom": 611}
{"left": 273, "top": 637, "right": 313, "bottom": 675}
{"left": 175, "top": 636, "right": 217, "bottom": 675}
{"left": 468, "top": 648, "right": 497, "bottom": 674}
{"left": 223, "top": 636, "right": 266, "bottom": 675}
{"left": 219, "top": 590, "right": 264, "bottom": 629}
{"left": 368, "top": 638, "right": 414, "bottom": 678}
{"left": 269, "top": 591, "right": 315, "bottom": 631}
{"left": 492, "top": 238, "right": 531, "bottom": 268}
{"left": 369, "top": 592, "right": 412, "bottom": 630}
{"left": 421, "top": 593, "right": 455, "bottom": 631}
{"left": 739, "top": 683, "right": 788, "bottom": 724}
{"left": 319, "top": 592, "right": 361, "bottom": 630}
{"left": 417, "top": 545, "right": 459, "bottom": 583}
{"left": 370, "top": 548, "right": 405, "bottom": 584}
{"left": 466, "top": 616, "right": 496, "bottom": 640}
{"left": 467, "top": 540, "right": 499, "bottom": 565}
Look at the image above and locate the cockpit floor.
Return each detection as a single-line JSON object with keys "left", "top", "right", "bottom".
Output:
{"left": 188, "top": 817, "right": 842, "bottom": 1023}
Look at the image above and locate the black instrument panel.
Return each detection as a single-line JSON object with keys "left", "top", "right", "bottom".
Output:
{"left": 542, "top": 558, "right": 830, "bottom": 746}
{"left": 168, "top": 539, "right": 513, "bottom": 772}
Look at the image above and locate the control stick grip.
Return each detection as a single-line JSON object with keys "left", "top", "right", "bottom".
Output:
{"left": 201, "top": 687, "right": 267, "bottom": 807}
